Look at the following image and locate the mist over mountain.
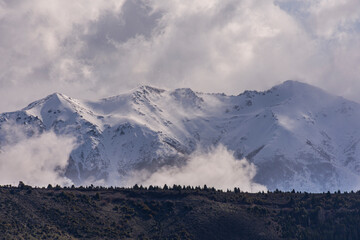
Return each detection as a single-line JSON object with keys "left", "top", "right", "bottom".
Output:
{"left": 1, "top": 80, "right": 360, "bottom": 192}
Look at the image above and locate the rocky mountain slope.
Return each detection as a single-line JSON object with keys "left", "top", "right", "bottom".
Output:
{"left": 1, "top": 80, "right": 360, "bottom": 192}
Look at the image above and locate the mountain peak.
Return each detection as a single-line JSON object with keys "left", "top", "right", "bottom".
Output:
{"left": 23, "top": 92, "right": 71, "bottom": 111}
{"left": 135, "top": 85, "right": 166, "bottom": 94}
{"left": 48, "top": 92, "right": 66, "bottom": 99}
{"left": 282, "top": 79, "right": 304, "bottom": 85}
{"left": 170, "top": 88, "right": 204, "bottom": 108}
{"left": 273, "top": 80, "right": 322, "bottom": 91}
{"left": 269, "top": 80, "right": 334, "bottom": 101}
{"left": 172, "top": 87, "right": 196, "bottom": 95}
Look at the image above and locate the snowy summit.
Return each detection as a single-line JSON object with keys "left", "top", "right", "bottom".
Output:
{"left": 1, "top": 81, "right": 360, "bottom": 192}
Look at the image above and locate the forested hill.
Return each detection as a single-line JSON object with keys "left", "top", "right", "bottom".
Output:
{"left": 0, "top": 184, "right": 360, "bottom": 239}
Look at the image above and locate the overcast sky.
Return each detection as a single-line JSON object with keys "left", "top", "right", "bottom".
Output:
{"left": 1, "top": 0, "right": 360, "bottom": 112}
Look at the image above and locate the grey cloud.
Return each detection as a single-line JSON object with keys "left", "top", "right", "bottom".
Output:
{"left": 82, "top": 0, "right": 161, "bottom": 58}
{"left": 0, "top": 0, "right": 360, "bottom": 113}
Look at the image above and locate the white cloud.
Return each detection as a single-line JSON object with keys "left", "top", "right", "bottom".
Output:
{"left": 307, "top": 0, "right": 360, "bottom": 39}
{"left": 0, "top": 0, "right": 126, "bottom": 111}
{"left": 0, "top": 122, "right": 76, "bottom": 186}
{"left": 0, "top": 0, "right": 360, "bottom": 113}
{"left": 125, "top": 145, "right": 267, "bottom": 192}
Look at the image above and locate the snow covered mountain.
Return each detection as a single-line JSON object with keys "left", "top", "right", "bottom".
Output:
{"left": 1, "top": 80, "right": 360, "bottom": 192}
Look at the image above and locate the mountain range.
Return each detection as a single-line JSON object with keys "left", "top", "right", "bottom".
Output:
{"left": 1, "top": 80, "right": 360, "bottom": 192}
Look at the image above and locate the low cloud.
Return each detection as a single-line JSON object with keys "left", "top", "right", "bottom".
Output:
{"left": 0, "top": 122, "right": 75, "bottom": 186}
{"left": 125, "top": 145, "right": 267, "bottom": 192}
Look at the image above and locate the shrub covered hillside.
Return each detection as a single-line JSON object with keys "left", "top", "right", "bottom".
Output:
{"left": 1, "top": 184, "right": 360, "bottom": 239}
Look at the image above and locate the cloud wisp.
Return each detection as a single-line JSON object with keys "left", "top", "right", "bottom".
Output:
{"left": 125, "top": 145, "right": 267, "bottom": 192}
{"left": 0, "top": 122, "right": 76, "bottom": 186}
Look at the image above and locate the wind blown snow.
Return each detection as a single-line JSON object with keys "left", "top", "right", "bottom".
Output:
{"left": 0, "top": 122, "right": 75, "bottom": 186}
{"left": 125, "top": 145, "right": 267, "bottom": 192}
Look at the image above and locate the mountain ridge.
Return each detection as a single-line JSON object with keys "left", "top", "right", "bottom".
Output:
{"left": 1, "top": 80, "right": 360, "bottom": 192}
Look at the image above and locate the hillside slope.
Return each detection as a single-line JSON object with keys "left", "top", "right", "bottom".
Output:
{"left": 1, "top": 186, "right": 360, "bottom": 240}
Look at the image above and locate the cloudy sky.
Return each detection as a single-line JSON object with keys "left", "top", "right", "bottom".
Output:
{"left": 1, "top": 0, "right": 360, "bottom": 112}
